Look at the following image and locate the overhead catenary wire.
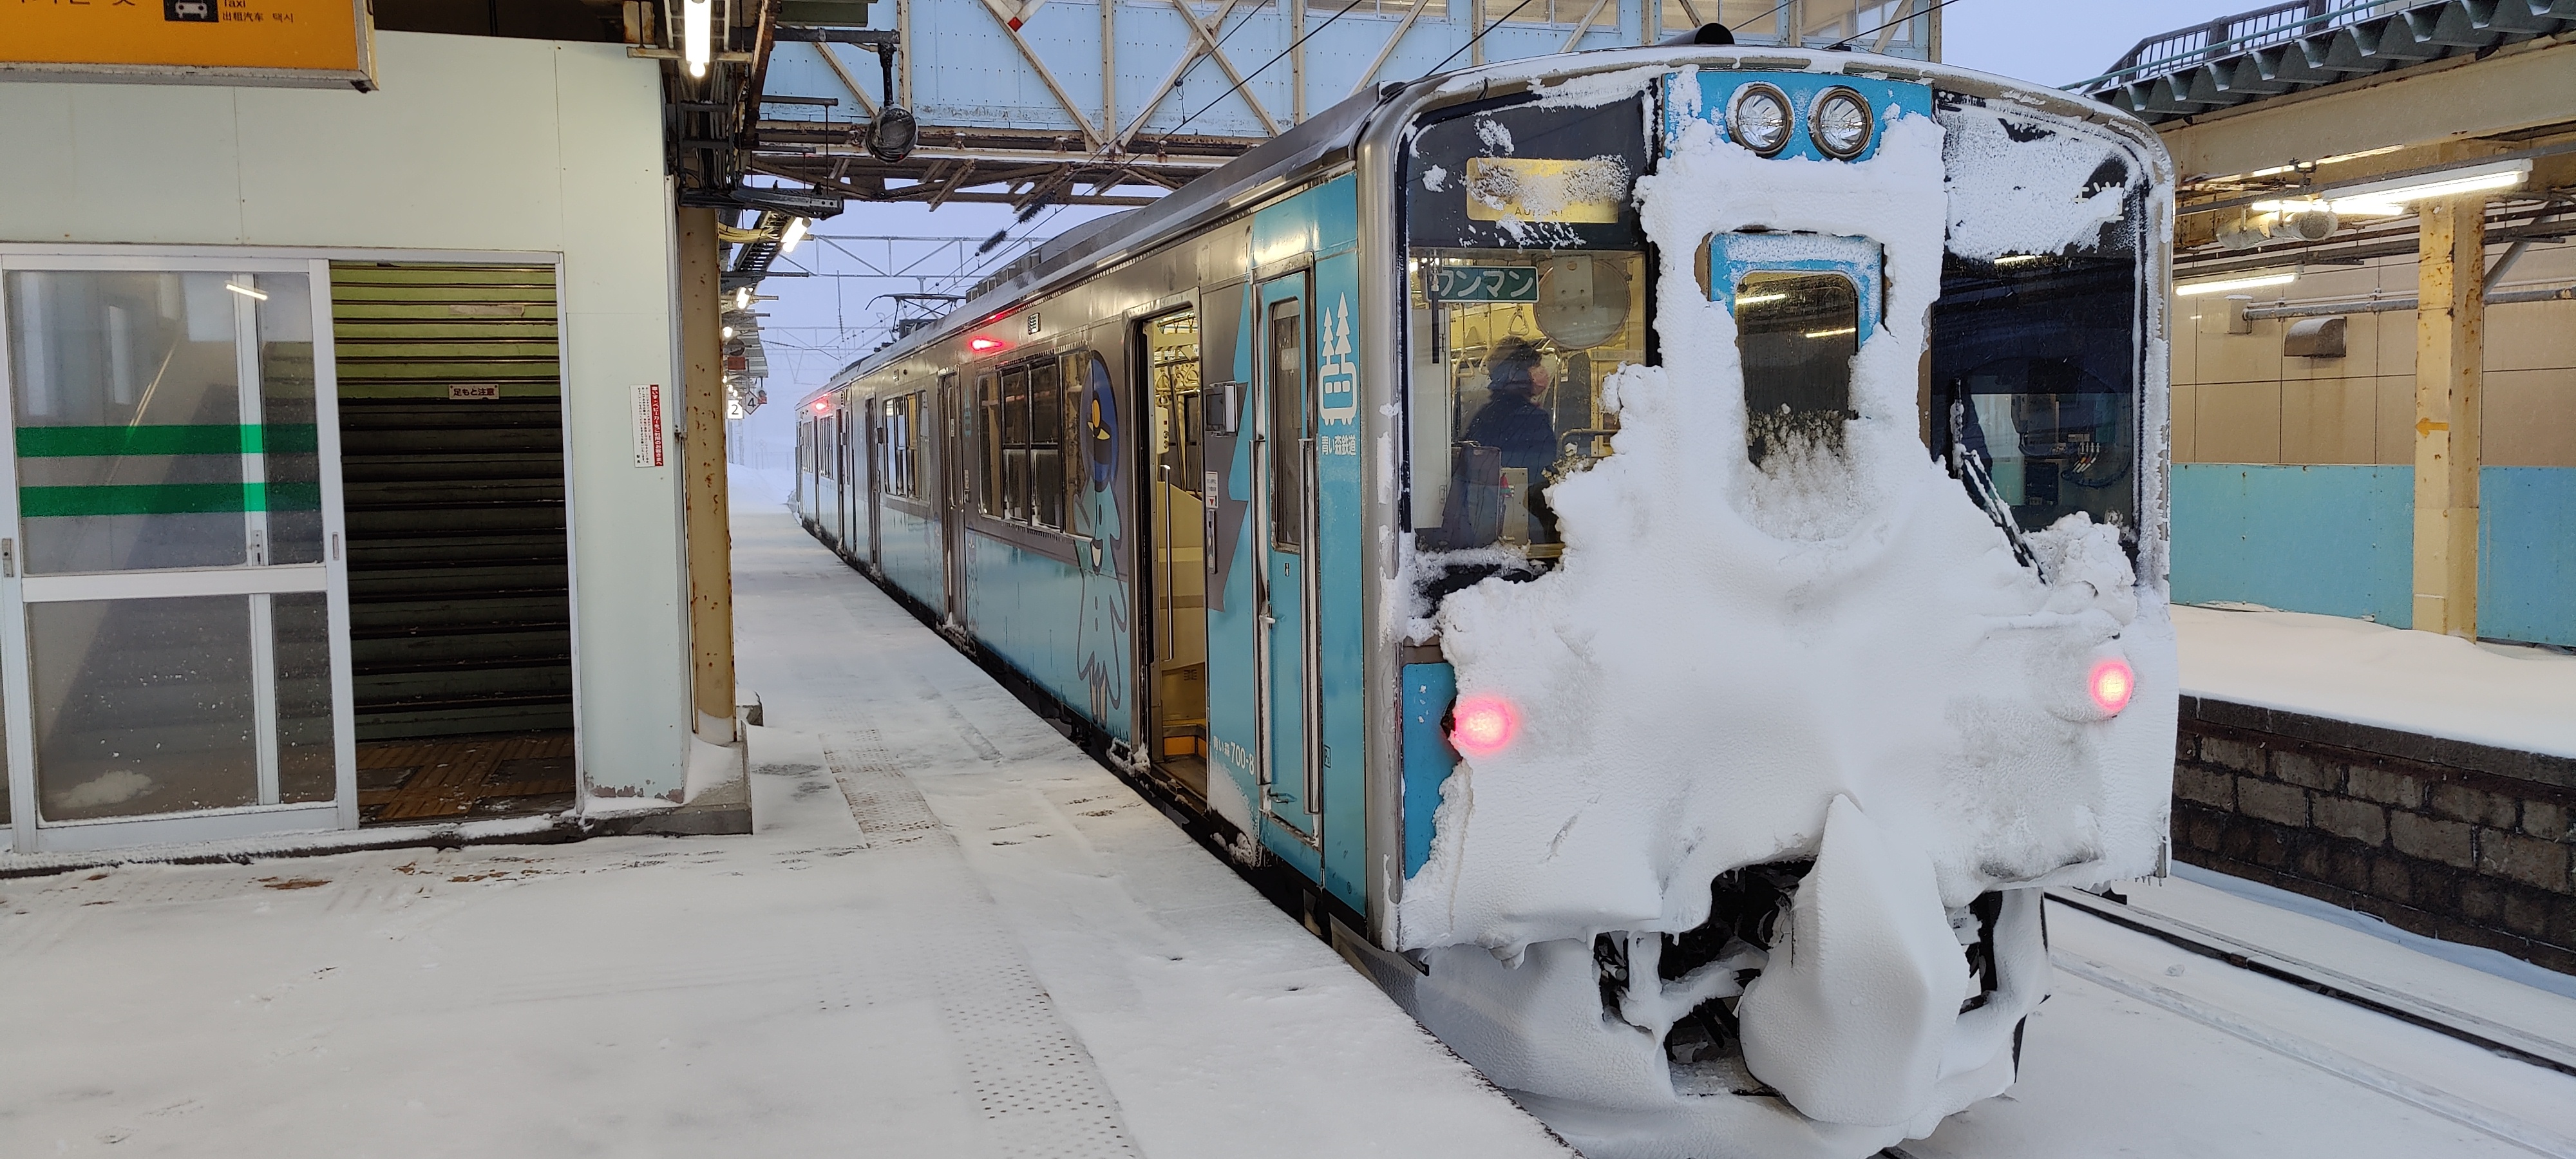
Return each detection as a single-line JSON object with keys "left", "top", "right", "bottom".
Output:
{"left": 999, "top": 0, "right": 1378, "bottom": 258}
{"left": 1419, "top": 0, "right": 1535, "bottom": 79}
{"left": 1826, "top": 0, "right": 1958, "bottom": 50}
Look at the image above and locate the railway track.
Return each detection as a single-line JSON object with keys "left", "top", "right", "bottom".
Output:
{"left": 2040, "top": 889, "right": 2576, "bottom": 1159}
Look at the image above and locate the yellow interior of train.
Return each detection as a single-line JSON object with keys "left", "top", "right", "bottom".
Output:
{"left": 1144, "top": 308, "right": 1209, "bottom": 798}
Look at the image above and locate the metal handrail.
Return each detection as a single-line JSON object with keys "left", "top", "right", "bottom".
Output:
{"left": 2065, "top": 0, "right": 2407, "bottom": 92}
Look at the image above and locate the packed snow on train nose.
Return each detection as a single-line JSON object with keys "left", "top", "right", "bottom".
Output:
{"left": 1392, "top": 86, "right": 2174, "bottom": 1159}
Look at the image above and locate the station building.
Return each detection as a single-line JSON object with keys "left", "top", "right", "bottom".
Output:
{"left": 2082, "top": 2, "right": 2576, "bottom": 971}
{"left": 2089, "top": 3, "right": 2576, "bottom": 648}
{"left": 0, "top": 12, "right": 752, "bottom": 858}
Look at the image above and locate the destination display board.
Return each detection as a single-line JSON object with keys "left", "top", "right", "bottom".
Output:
{"left": 0, "top": 0, "right": 375, "bottom": 90}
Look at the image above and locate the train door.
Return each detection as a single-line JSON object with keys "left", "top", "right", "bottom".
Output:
{"left": 863, "top": 391, "right": 883, "bottom": 568}
{"left": 1700, "top": 232, "right": 1880, "bottom": 467}
{"left": 834, "top": 391, "right": 856, "bottom": 554}
{"left": 1140, "top": 308, "right": 1207, "bottom": 799}
{"left": 937, "top": 372, "right": 967, "bottom": 627}
{"left": 793, "top": 415, "right": 810, "bottom": 522}
{"left": 1254, "top": 275, "right": 1318, "bottom": 837}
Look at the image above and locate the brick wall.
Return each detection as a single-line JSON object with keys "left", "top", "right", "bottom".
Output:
{"left": 2172, "top": 695, "right": 2576, "bottom": 975}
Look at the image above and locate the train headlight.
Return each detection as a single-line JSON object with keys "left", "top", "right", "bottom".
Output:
{"left": 1809, "top": 87, "right": 1873, "bottom": 159}
{"left": 1450, "top": 695, "right": 1519, "bottom": 759}
{"left": 2088, "top": 659, "right": 2136, "bottom": 715}
{"left": 1728, "top": 84, "right": 1793, "bottom": 156}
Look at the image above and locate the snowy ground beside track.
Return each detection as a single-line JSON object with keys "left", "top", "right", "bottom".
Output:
{"left": 1915, "top": 894, "right": 2576, "bottom": 1159}
{"left": 6, "top": 482, "right": 2573, "bottom": 1158}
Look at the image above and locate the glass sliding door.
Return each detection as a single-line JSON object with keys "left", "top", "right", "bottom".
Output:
{"left": 0, "top": 256, "right": 354, "bottom": 853}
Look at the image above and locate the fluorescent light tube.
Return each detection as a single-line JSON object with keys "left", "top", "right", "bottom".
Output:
{"left": 2320, "top": 159, "right": 2530, "bottom": 207}
{"left": 779, "top": 216, "right": 810, "bottom": 255}
{"left": 683, "top": 0, "right": 712, "bottom": 79}
{"left": 2176, "top": 271, "right": 2297, "bottom": 296}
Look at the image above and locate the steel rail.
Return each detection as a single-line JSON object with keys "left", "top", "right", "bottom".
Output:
{"left": 2043, "top": 888, "right": 2576, "bottom": 1078}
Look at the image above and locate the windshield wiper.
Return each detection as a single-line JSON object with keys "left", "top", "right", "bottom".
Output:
{"left": 1950, "top": 400, "right": 2043, "bottom": 580}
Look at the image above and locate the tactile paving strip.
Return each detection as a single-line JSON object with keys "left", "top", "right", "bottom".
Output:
{"left": 823, "top": 730, "right": 1141, "bottom": 1159}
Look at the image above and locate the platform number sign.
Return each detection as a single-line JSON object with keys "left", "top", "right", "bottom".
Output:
{"left": 1429, "top": 265, "right": 1537, "bottom": 303}
{"left": 632, "top": 384, "right": 667, "bottom": 467}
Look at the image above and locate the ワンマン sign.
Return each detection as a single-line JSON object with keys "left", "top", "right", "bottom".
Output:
{"left": 1, "top": 0, "right": 374, "bottom": 90}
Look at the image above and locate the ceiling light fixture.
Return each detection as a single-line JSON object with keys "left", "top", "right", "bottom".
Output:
{"left": 778, "top": 216, "right": 810, "bottom": 256}
{"left": 2175, "top": 270, "right": 2297, "bottom": 296}
{"left": 681, "top": 0, "right": 712, "bottom": 79}
{"left": 2254, "top": 159, "right": 2533, "bottom": 221}
{"left": 2325, "top": 158, "right": 2528, "bottom": 205}
{"left": 733, "top": 287, "right": 751, "bottom": 310}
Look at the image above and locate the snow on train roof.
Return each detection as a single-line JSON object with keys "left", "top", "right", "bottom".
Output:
{"left": 798, "top": 47, "right": 2161, "bottom": 410}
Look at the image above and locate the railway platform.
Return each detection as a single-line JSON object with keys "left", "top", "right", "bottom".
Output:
{"left": 0, "top": 484, "right": 1571, "bottom": 1159}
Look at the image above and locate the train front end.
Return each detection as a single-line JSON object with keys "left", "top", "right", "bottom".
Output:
{"left": 1375, "top": 52, "right": 2175, "bottom": 1158}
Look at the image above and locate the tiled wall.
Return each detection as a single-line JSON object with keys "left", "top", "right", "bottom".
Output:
{"left": 2170, "top": 242, "right": 2576, "bottom": 468}
{"left": 2168, "top": 242, "right": 2576, "bottom": 645}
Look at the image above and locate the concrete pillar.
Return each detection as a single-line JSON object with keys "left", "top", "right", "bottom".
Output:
{"left": 677, "top": 207, "right": 738, "bottom": 740}
{"left": 2411, "top": 196, "right": 2484, "bottom": 639}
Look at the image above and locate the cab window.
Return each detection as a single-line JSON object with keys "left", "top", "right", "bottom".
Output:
{"left": 1403, "top": 93, "right": 1651, "bottom": 557}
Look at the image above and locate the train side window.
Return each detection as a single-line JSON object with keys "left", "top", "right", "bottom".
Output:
{"left": 1734, "top": 270, "right": 1859, "bottom": 466}
{"left": 1001, "top": 368, "right": 1032, "bottom": 522}
{"left": 974, "top": 373, "right": 1001, "bottom": 516}
{"left": 885, "top": 397, "right": 901, "bottom": 496}
{"left": 884, "top": 395, "right": 911, "bottom": 498}
{"left": 1032, "top": 359, "right": 1065, "bottom": 530}
{"left": 917, "top": 389, "right": 938, "bottom": 497}
{"left": 1268, "top": 298, "right": 1306, "bottom": 549}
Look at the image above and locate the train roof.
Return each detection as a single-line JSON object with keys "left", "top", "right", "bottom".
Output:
{"left": 802, "top": 46, "right": 2161, "bottom": 410}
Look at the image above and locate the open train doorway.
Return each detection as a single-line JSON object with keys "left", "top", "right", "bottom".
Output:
{"left": 1141, "top": 308, "right": 1208, "bottom": 800}
{"left": 328, "top": 263, "right": 576, "bottom": 825}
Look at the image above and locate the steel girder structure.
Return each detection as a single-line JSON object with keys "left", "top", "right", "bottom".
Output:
{"left": 741, "top": 0, "right": 1939, "bottom": 211}
{"left": 2078, "top": 0, "right": 2576, "bottom": 127}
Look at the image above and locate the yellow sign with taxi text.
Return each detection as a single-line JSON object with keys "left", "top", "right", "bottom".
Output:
{"left": 1, "top": 0, "right": 375, "bottom": 90}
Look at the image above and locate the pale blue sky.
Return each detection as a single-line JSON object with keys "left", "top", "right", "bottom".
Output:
{"left": 1941, "top": 0, "right": 2259, "bottom": 87}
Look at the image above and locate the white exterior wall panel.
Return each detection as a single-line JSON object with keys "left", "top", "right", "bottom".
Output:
{"left": 0, "top": 31, "right": 690, "bottom": 803}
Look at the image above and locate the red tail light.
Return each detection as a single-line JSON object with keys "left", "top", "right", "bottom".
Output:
{"left": 1450, "top": 695, "right": 1519, "bottom": 758}
{"left": 2089, "top": 659, "right": 2135, "bottom": 715}
{"left": 969, "top": 337, "right": 1005, "bottom": 353}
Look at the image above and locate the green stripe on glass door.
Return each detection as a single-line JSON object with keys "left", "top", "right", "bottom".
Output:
{"left": 14, "top": 425, "right": 320, "bottom": 458}
{"left": 19, "top": 482, "right": 323, "bottom": 516}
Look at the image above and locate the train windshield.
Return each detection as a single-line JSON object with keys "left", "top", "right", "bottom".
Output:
{"left": 1927, "top": 250, "right": 2143, "bottom": 549}
{"left": 1402, "top": 95, "right": 1652, "bottom": 557}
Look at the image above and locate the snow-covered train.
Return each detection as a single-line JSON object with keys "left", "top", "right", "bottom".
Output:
{"left": 795, "top": 36, "right": 2176, "bottom": 1158}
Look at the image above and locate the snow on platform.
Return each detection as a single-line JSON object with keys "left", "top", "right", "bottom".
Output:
{"left": 0, "top": 501, "right": 1567, "bottom": 1159}
{"left": 2175, "top": 605, "right": 2576, "bottom": 758}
